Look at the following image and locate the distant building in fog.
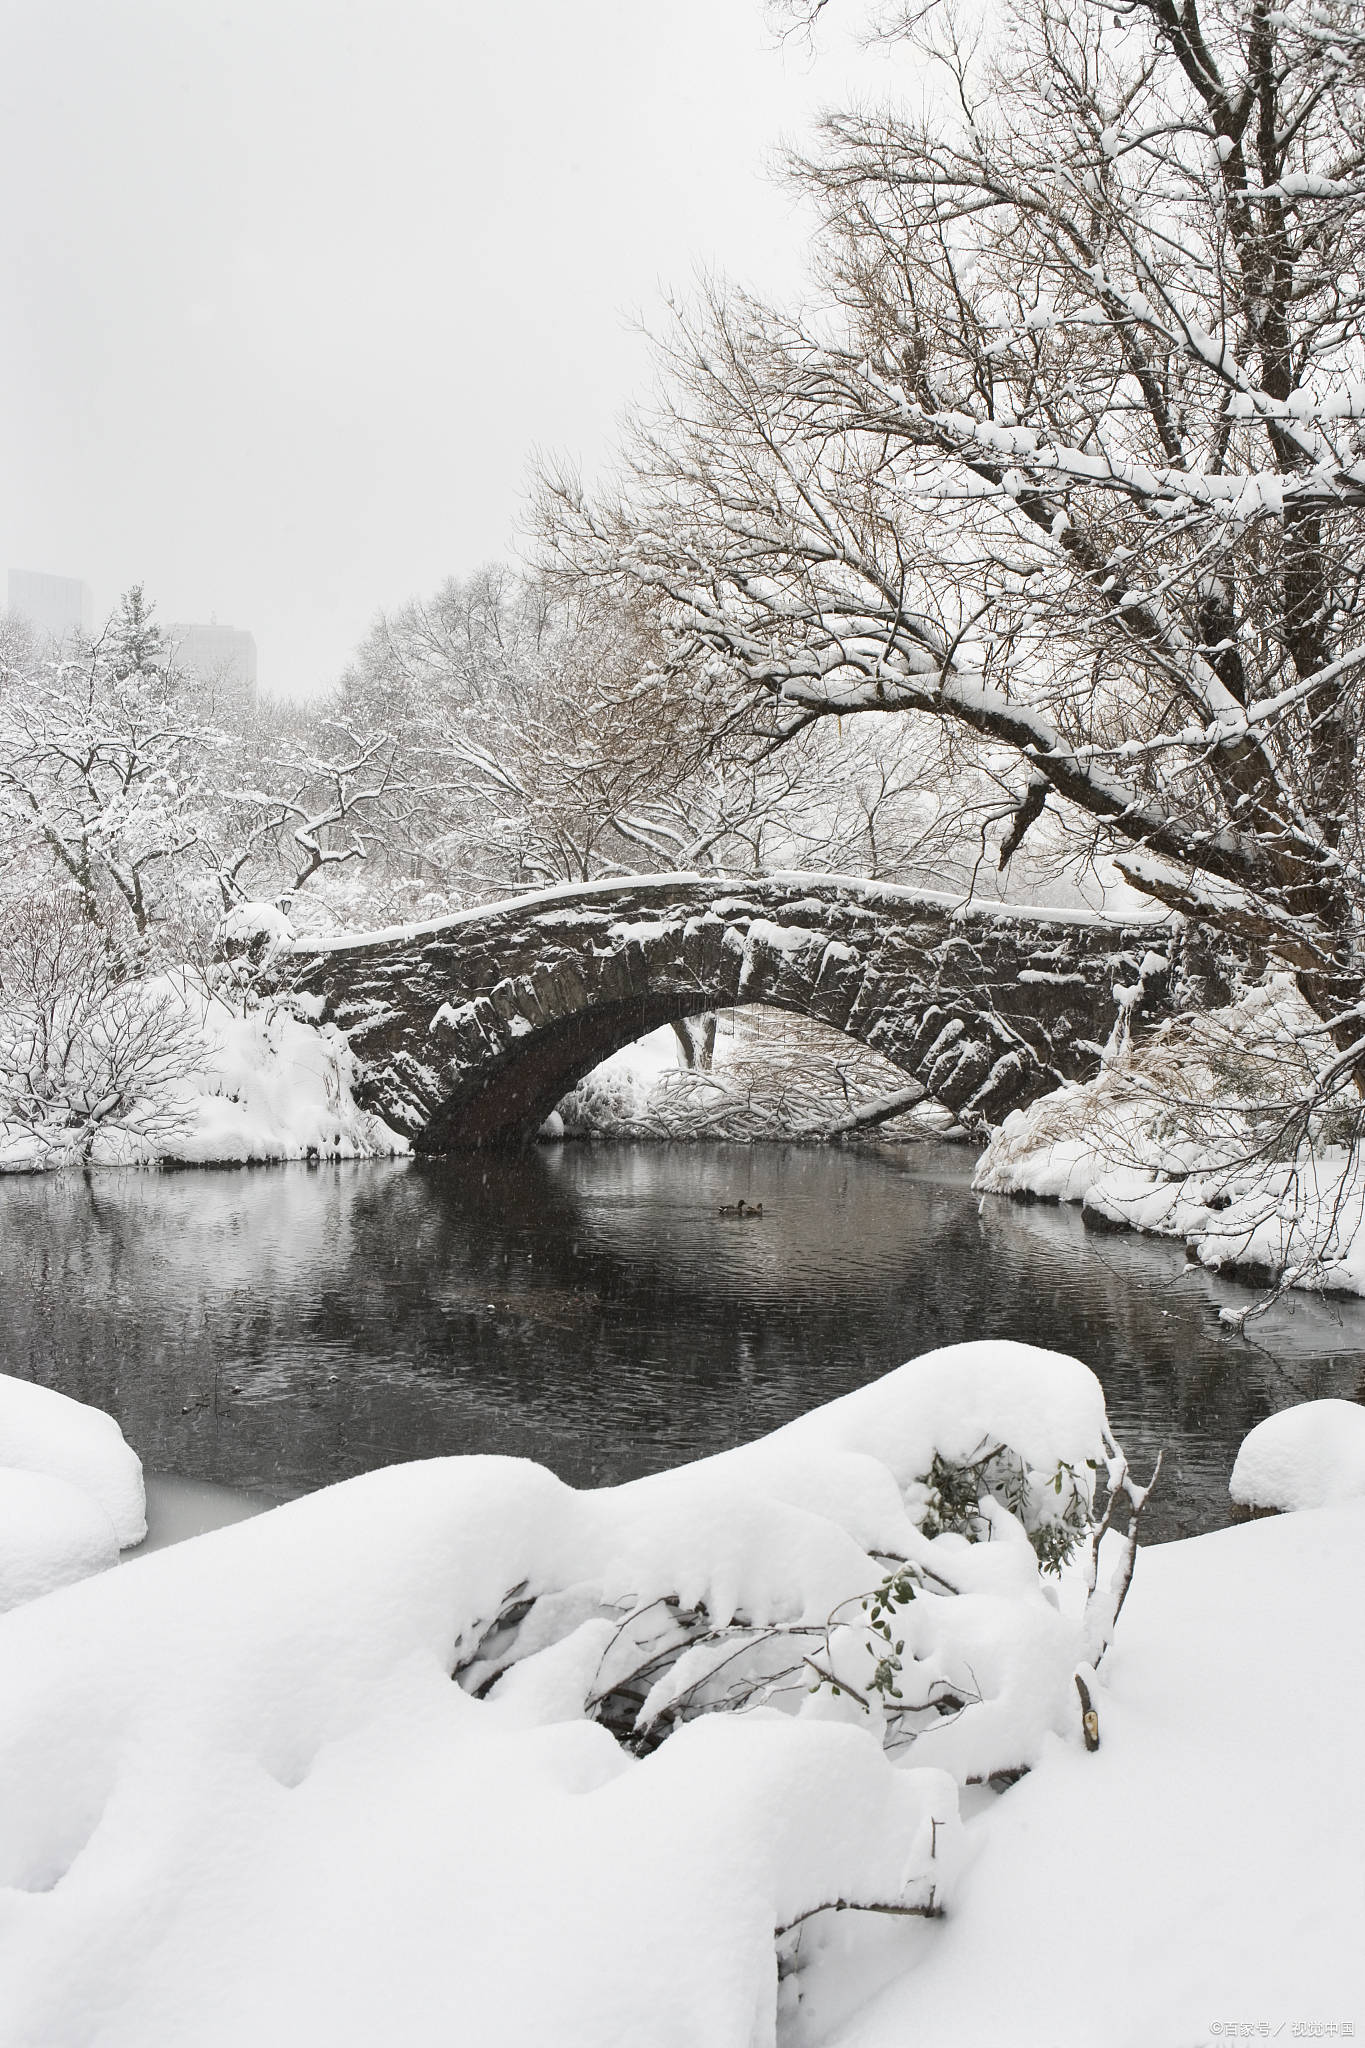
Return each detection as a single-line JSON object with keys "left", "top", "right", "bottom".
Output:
{"left": 166, "top": 621, "right": 258, "bottom": 717}
{"left": 7, "top": 568, "right": 94, "bottom": 645}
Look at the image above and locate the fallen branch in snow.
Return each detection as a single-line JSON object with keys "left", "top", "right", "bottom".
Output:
{"left": 1083, "top": 1448, "right": 1165, "bottom": 1667}
{"left": 774, "top": 1891, "right": 943, "bottom": 1937}
{"left": 822, "top": 1082, "right": 929, "bottom": 1138}
{"left": 557, "top": 1016, "right": 944, "bottom": 1145}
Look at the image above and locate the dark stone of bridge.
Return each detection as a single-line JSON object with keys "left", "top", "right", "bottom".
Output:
{"left": 279, "top": 873, "right": 1181, "bottom": 1150}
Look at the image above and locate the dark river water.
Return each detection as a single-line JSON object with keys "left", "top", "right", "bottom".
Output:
{"left": 3, "top": 1139, "right": 1364, "bottom": 1543}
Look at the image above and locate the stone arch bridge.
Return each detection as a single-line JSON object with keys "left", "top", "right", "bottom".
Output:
{"left": 276, "top": 873, "right": 1183, "bottom": 1150}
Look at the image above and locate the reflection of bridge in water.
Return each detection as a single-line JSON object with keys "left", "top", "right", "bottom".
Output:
{"left": 280, "top": 872, "right": 1183, "bottom": 1150}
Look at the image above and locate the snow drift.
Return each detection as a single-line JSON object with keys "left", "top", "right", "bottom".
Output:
{"left": 1, "top": 1347, "right": 1358, "bottom": 2046}
{"left": 0, "top": 1340, "right": 1132, "bottom": 2047}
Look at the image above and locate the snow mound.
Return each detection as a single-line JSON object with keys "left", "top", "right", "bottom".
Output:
{"left": 217, "top": 900, "right": 295, "bottom": 956}
{"left": 0, "top": 1469, "right": 121, "bottom": 1613}
{"left": 170, "top": 991, "right": 410, "bottom": 1166}
{"left": 1230, "top": 1399, "right": 1365, "bottom": 1513}
{"left": 736, "top": 1337, "right": 1109, "bottom": 1481}
{"left": 0, "top": 1342, "right": 1131, "bottom": 2048}
{"left": 0, "top": 1372, "right": 145, "bottom": 1548}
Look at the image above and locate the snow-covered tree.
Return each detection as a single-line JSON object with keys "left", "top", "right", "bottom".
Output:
{"left": 204, "top": 713, "right": 411, "bottom": 917}
{"left": 337, "top": 567, "right": 921, "bottom": 902}
{"left": 544, "top": 0, "right": 1365, "bottom": 1075}
{"left": 0, "top": 887, "right": 201, "bottom": 1166}
{"left": 0, "top": 588, "right": 216, "bottom": 948}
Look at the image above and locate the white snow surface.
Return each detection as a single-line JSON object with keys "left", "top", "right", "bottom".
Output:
{"left": 813, "top": 1503, "right": 1365, "bottom": 2048}
{"left": 1230, "top": 1398, "right": 1365, "bottom": 1513}
{"left": 0, "top": 1373, "right": 145, "bottom": 1550}
{"left": 166, "top": 989, "right": 409, "bottom": 1167}
{"left": 0, "top": 1340, "right": 1121, "bottom": 2047}
{"left": 0, "top": 1470, "right": 120, "bottom": 1615}
{"left": 1, "top": 1348, "right": 1359, "bottom": 2045}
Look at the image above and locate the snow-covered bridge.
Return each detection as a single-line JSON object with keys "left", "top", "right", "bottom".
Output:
{"left": 278, "top": 872, "right": 1182, "bottom": 1150}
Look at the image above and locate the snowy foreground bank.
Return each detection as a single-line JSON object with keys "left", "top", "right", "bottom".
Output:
{"left": 1, "top": 1350, "right": 1360, "bottom": 2047}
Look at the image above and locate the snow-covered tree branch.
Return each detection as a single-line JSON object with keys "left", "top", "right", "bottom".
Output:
{"left": 542, "top": 0, "right": 1365, "bottom": 1058}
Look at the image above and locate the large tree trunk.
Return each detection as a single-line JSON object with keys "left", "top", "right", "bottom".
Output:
{"left": 670, "top": 1012, "right": 718, "bottom": 1071}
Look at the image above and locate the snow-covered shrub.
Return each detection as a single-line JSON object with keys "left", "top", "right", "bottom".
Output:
{"left": 915, "top": 1444, "right": 1092, "bottom": 1573}
{"left": 1230, "top": 1400, "right": 1365, "bottom": 1515}
{"left": 556, "top": 1056, "right": 662, "bottom": 1135}
{"left": 160, "top": 989, "right": 409, "bottom": 1167}
{"left": 442, "top": 1341, "right": 1150, "bottom": 1785}
{"left": 0, "top": 891, "right": 202, "bottom": 1169}
{"left": 0, "top": 894, "right": 409, "bottom": 1173}
{"left": 215, "top": 898, "right": 295, "bottom": 975}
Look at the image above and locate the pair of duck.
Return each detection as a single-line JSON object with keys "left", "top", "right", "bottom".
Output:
{"left": 718, "top": 1198, "right": 763, "bottom": 1218}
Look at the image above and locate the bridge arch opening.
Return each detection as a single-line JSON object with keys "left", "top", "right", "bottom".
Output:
{"left": 417, "top": 958, "right": 982, "bottom": 1152}
{"left": 550, "top": 1004, "right": 942, "bottom": 1143}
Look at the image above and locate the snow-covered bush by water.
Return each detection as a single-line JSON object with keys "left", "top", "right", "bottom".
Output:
{"left": 0, "top": 1374, "right": 145, "bottom": 1612}
{"left": 0, "top": 1341, "right": 1153, "bottom": 2046}
{"left": 0, "top": 892, "right": 205, "bottom": 1170}
{"left": 168, "top": 987, "right": 409, "bottom": 1167}
{"left": 975, "top": 978, "right": 1365, "bottom": 1298}
{"left": 1230, "top": 1399, "right": 1365, "bottom": 1515}
{"left": 0, "top": 968, "right": 408, "bottom": 1173}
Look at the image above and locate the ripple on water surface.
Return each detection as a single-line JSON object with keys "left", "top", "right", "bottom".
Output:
{"left": 2, "top": 1140, "right": 1364, "bottom": 1542}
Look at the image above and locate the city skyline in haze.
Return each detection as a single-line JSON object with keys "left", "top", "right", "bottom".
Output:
{"left": 2, "top": 2, "right": 905, "bottom": 698}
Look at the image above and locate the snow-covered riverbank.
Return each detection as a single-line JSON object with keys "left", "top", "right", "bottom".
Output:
{"left": 0, "top": 976, "right": 938, "bottom": 1174}
{"left": 976, "top": 980, "right": 1365, "bottom": 1302}
{"left": 0, "top": 981, "right": 408, "bottom": 1173}
{"left": 1, "top": 1353, "right": 1360, "bottom": 2046}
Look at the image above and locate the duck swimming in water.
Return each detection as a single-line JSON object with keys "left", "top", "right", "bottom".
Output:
{"left": 718, "top": 1198, "right": 764, "bottom": 1218}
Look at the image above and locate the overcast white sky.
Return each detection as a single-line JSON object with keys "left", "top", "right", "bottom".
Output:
{"left": 1, "top": 1, "right": 908, "bottom": 696}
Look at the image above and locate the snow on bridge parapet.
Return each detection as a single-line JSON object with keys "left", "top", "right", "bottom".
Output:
{"left": 274, "top": 873, "right": 1193, "bottom": 1150}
